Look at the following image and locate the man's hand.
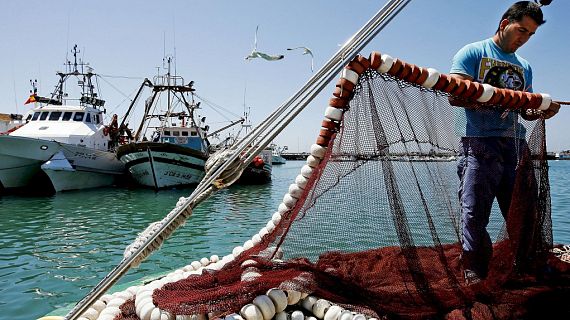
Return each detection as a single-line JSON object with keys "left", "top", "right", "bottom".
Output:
{"left": 521, "top": 101, "right": 560, "bottom": 121}
{"left": 543, "top": 101, "right": 560, "bottom": 119}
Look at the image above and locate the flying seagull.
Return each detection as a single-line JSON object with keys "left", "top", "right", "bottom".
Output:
{"left": 245, "top": 26, "right": 284, "bottom": 61}
{"left": 287, "top": 46, "right": 314, "bottom": 71}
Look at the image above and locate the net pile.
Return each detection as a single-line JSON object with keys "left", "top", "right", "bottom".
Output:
{"left": 112, "top": 52, "right": 570, "bottom": 320}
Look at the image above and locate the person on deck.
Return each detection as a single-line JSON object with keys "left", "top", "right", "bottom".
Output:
{"left": 449, "top": 1, "right": 560, "bottom": 284}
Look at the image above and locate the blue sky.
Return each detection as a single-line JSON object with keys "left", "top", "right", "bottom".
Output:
{"left": 1, "top": 0, "right": 569, "bottom": 151}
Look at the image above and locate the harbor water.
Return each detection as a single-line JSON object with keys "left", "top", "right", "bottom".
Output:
{"left": 1, "top": 160, "right": 569, "bottom": 320}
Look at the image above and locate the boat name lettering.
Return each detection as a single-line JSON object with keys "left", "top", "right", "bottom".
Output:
{"left": 74, "top": 151, "right": 97, "bottom": 160}
{"left": 163, "top": 170, "right": 193, "bottom": 180}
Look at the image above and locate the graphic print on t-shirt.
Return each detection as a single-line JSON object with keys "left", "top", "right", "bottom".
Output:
{"left": 478, "top": 57, "right": 525, "bottom": 90}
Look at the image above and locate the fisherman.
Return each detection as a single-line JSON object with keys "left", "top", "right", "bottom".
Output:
{"left": 449, "top": 1, "right": 560, "bottom": 284}
{"left": 107, "top": 114, "right": 120, "bottom": 150}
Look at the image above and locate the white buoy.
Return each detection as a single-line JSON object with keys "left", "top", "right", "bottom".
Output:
{"left": 274, "top": 312, "right": 288, "bottom": 320}
{"left": 288, "top": 184, "right": 303, "bottom": 198}
{"left": 286, "top": 290, "right": 302, "bottom": 305}
{"left": 313, "top": 299, "right": 332, "bottom": 319}
{"left": 272, "top": 212, "right": 282, "bottom": 225}
{"left": 301, "top": 295, "right": 318, "bottom": 312}
{"left": 267, "top": 288, "right": 288, "bottom": 313}
{"left": 291, "top": 310, "right": 304, "bottom": 320}
{"left": 253, "top": 295, "right": 276, "bottom": 320}
{"left": 283, "top": 193, "right": 298, "bottom": 208}
{"left": 258, "top": 227, "right": 269, "bottom": 238}
{"left": 240, "top": 304, "right": 264, "bottom": 320}
{"left": 310, "top": 144, "right": 327, "bottom": 159}
{"left": 325, "top": 107, "right": 343, "bottom": 122}
{"left": 476, "top": 83, "right": 495, "bottom": 103}
{"left": 422, "top": 68, "right": 440, "bottom": 89}
{"left": 295, "top": 175, "right": 309, "bottom": 189}
{"left": 266, "top": 220, "right": 276, "bottom": 233}
{"left": 279, "top": 201, "right": 292, "bottom": 211}
{"left": 232, "top": 246, "right": 245, "bottom": 257}
{"left": 352, "top": 314, "right": 366, "bottom": 320}
{"left": 252, "top": 234, "right": 262, "bottom": 245}
{"left": 306, "top": 155, "right": 321, "bottom": 168}
{"left": 339, "top": 310, "right": 353, "bottom": 320}
{"left": 301, "top": 165, "right": 313, "bottom": 178}
{"left": 324, "top": 305, "right": 343, "bottom": 320}
{"left": 107, "top": 297, "right": 126, "bottom": 308}
{"left": 224, "top": 313, "right": 245, "bottom": 320}
{"left": 539, "top": 93, "right": 552, "bottom": 110}
{"left": 341, "top": 68, "right": 360, "bottom": 86}
{"left": 377, "top": 54, "right": 394, "bottom": 73}
{"left": 243, "top": 239, "right": 255, "bottom": 250}
{"left": 191, "top": 261, "right": 202, "bottom": 270}
{"left": 81, "top": 308, "right": 99, "bottom": 320}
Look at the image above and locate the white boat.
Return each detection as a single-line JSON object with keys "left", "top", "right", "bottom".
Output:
{"left": 116, "top": 58, "right": 210, "bottom": 189}
{"left": 0, "top": 47, "right": 125, "bottom": 192}
{"left": 271, "top": 144, "right": 287, "bottom": 165}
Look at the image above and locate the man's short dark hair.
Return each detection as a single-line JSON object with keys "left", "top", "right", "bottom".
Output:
{"left": 496, "top": 1, "right": 546, "bottom": 33}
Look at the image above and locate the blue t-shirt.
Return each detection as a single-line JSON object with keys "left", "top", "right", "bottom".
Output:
{"left": 450, "top": 38, "right": 532, "bottom": 138}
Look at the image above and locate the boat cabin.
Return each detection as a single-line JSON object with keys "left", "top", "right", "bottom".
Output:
{"left": 159, "top": 126, "right": 209, "bottom": 153}
{"left": 10, "top": 105, "right": 108, "bottom": 149}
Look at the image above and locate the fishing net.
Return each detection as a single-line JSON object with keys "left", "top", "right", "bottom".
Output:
{"left": 112, "top": 53, "right": 570, "bottom": 320}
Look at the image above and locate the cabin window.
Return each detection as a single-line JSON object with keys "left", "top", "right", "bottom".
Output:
{"left": 73, "top": 112, "right": 85, "bottom": 121}
{"left": 191, "top": 131, "right": 197, "bottom": 136}
{"left": 40, "top": 112, "right": 49, "bottom": 120}
{"left": 95, "top": 114, "right": 100, "bottom": 124}
{"left": 181, "top": 131, "right": 189, "bottom": 136}
{"left": 164, "top": 130, "right": 171, "bottom": 136}
{"left": 32, "top": 112, "right": 40, "bottom": 121}
{"left": 62, "top": 112, "right": 73, "bottom": 121}
{"left": 172, "top": 131, "right": 180, "bottom": 136}
{"left": 25, "top": 114, "right": 32, "bottom": 121}
{"left": 85, "top": 113, "right": 92, "bottom": 123}
{"left": 49, "top": 112, "right": 62, "bottom": 121}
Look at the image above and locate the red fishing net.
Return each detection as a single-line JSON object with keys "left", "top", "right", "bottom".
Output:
{"left": 116, "top": 53, "right": 570, "bottom": 320}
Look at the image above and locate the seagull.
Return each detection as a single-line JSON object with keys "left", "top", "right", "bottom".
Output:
{"left": 287, "top": 46, "right": 314, "bottom": 71}
{"left": 245, "top": 26, "right": 284, "bottom": 61}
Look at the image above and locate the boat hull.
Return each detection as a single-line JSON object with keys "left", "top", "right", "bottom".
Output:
{"left": 0, "top": 135, "right": 124, "bottom": 192}
{"left": 238, "top": 163, "right": 272, "bottom": 184}
{"left": 117, "top": 142, "right": 208, "bottom": 189}
{"left": 272, "top": 155, "right": 286, "bottom": 165}
{"left": 237, "top": 149, "right": 273, "bottom": 184}
{"left": 42, "top": 169, "right": 118, "bottom": 192}
{"left": 41, "top": 149, "right": 124, "bottom": 192}
{"left": 0, "top": 136, "right": 60, "bottom": 188}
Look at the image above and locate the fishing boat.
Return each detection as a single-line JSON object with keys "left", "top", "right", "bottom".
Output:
{"left": 115, "top": 58, "right": 210, "bottom": 189}
{"left": 0, "top": 46, "right": 124, "bottom": 193}
{"left": 271, "top": 144, "right": 287, "bottom": 165}
{"left": 237, "top": 146, "right": 272, "bottom": 184}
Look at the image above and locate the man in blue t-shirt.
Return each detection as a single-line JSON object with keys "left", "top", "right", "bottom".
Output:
{"left": 449, "top": 1, "right": 560, "bottom": 284}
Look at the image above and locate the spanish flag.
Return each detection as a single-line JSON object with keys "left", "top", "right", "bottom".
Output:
{"left": 24, "top": 94, "right": 36, "bottom": 104}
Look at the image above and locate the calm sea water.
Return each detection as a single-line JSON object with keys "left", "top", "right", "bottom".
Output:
{"left": 1, "top": 160, "right": 569, "bottom": 320}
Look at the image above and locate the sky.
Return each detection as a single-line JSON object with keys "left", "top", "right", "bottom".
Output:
{"left": 1, "top": 0, "right": 569, "bottom": 152}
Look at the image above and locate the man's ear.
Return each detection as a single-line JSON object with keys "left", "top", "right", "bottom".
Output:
{"left": 499, "top": 19, "right": 510, "bottom": 31}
